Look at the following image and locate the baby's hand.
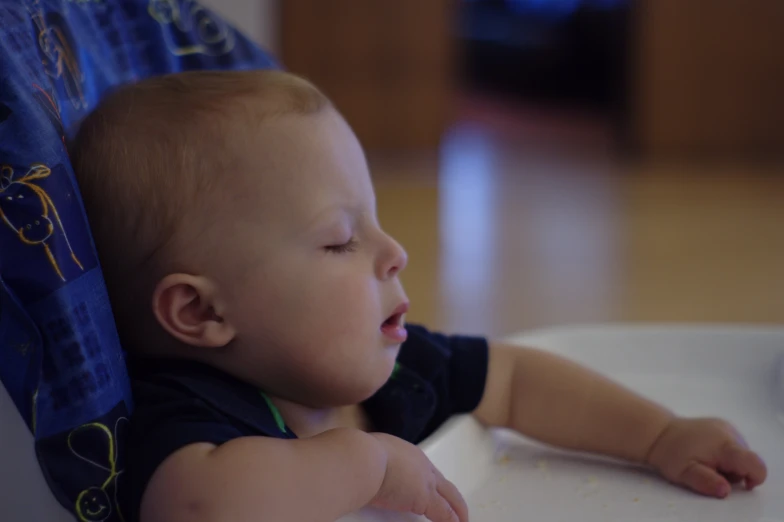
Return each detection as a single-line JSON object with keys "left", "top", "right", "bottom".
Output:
{"left": 646, "top": 417, "right": 767, "bottom": 498}
{"left": 369, "top": 433, "right": 468, "bottom": 522}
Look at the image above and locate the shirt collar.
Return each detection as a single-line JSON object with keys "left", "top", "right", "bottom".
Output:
{"left": 129, "top": 356, "right": 439, "bottom": 443}
{"left": 128, "top": 357, "right": 295, "bottom": 439}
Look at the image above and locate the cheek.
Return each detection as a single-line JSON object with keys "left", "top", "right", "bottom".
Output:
{"left": 233, "top": 259, "right": 379, "bottom": 343}
{"left": 230, "top": 263, "right": 391, "bottom": 403}
{"left": 300, "top": 269, "right": 379, "bottom": 336}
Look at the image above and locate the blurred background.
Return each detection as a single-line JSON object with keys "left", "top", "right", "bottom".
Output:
{"left": 205, "top": 0, "right": 784, "bottom": 337}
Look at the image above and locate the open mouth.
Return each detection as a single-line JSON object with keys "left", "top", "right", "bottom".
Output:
{"left": 383, "top": 312, "right": 404, "bottom": 328}
{"left": 381, "top": 302, "right": 409, "bottom": 343}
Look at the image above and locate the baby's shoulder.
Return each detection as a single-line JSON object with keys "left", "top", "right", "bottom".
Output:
{"left": 363, "top": 324, "right": 490, "bottom": 443}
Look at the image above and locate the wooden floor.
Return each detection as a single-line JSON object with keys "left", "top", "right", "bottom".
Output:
{"left": 371, "top": 99, "right": 784, "bottom": 339}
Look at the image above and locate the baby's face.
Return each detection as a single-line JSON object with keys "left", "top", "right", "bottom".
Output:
{"left": 206, "top": 107, "right": 409, "bottom": 407}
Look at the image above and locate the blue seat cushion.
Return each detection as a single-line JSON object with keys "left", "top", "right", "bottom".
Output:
{"left": 0, "top": 1, "right": 277, "bottom": 520}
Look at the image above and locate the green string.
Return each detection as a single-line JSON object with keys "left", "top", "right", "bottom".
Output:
{"left": 259, "top": 391, "right": 287, "bottom": 433}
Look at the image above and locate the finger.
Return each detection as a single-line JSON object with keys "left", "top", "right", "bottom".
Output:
{"left": 718, "top": 445, "right": 768, "bottom": 489}
{"left": 423, "top": 492, "right": 458, "bottom": 522}
{"left": 742, "top": 454, "right": 767, "bottom": 490}
{"left": 721, "top": 472, "right": 743, "bottom": 484}
{"left": 680, "top": 462, "right": 732, "bottom": 498}
{"left": 435, "top": 471, "right": 469, "bottom": 522}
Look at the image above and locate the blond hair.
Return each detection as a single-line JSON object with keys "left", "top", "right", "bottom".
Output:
{"left": 70, "top": 69, "right": 330, "bottom": 344}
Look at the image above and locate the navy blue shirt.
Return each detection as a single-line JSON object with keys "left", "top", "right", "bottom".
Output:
{"left": 124, "top": 324, "right": 489, "bottom": 521}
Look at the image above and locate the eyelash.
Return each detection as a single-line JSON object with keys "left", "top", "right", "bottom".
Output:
{"left": 325, "top": 238, "right": 359, "bottom": 254}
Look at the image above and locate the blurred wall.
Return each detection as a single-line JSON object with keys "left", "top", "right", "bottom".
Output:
{"left": 632, "top": 0, "right": 784, "bottom": 160}
{"left": 201, "top": 0, "right": 280, "bottom": 54}
{"left": 279, "top": 1, "right": 457, "bottom": 151}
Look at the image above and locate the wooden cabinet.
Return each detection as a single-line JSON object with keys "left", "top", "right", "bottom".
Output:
{"left": 280, "top": 1, "right": 457, "bottom": 151}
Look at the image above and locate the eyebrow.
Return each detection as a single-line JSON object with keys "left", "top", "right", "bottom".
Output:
{"left": 303, "top": 205, "right": 357, "bottom": 234}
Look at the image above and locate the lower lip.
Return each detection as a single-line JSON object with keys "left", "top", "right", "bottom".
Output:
{"left": 381, "top": 323, "right": 408, "bottom": 343}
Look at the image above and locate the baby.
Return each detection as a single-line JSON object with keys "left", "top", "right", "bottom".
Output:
{"left": 70, "top": 70, "right": 767, "bottom": 522}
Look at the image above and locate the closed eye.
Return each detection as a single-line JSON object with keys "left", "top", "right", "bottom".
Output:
{"left": 325, "top": 238, "right": 358, "bottom": 254}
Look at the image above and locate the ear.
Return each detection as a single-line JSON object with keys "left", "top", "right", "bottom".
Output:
{"left": 151, "top": 274, "right": 236, "bottom": 348}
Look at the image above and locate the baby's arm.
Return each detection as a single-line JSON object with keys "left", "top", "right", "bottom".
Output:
{"left": 140, "top": 428, "right": 466, "bottom": 522}
{"left": 141, "top": 428, "right": 384, "bottom": 522}
{"left": 473, "top": 343, "right": 766, "bottom": 496}
{"left": 473, "top": 343, "right": 672, "bottom": 462}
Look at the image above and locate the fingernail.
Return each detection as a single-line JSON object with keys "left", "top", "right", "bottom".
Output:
{"left": 717, "top": 484, "right": 730, "bottom": 498}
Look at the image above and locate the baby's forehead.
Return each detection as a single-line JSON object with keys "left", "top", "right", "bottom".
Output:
{"left": 221, "top": 168, "right": 370, "bottom": 245}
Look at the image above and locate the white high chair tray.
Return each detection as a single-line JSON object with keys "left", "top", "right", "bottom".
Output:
{"left": 345, "top": 325, "right": 784, "bottom": 522}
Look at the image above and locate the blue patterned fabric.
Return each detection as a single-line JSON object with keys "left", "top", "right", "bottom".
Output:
{"left": 0, "top": 1, "right": 277, "bottom": 520}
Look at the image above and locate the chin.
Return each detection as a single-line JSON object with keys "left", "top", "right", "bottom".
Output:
{"left": 384, "top": 342, "right": 401, "bottom": 363}
{"left": 314, "top": 387, "right": 379, "bottom": 408}
{"left": 352, "top": 367, "right": 395, "bottom": 403}
{"left": 307, "top": 371, "right": 389, "bottom": 407}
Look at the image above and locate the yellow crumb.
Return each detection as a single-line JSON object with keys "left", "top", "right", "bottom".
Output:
{"left": 633, "top": 497, "right": 640, "bottom": 503}
{"left": 499, "top": 455, "right": 511, "bottom": 465}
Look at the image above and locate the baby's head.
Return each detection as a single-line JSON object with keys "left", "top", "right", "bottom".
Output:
{"left": 71, "top": 70, "right": 409, "bottom": 407}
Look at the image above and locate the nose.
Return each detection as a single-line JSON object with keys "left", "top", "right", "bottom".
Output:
{"left": 378, "top": 234, "right": 408, "bottom": 280}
